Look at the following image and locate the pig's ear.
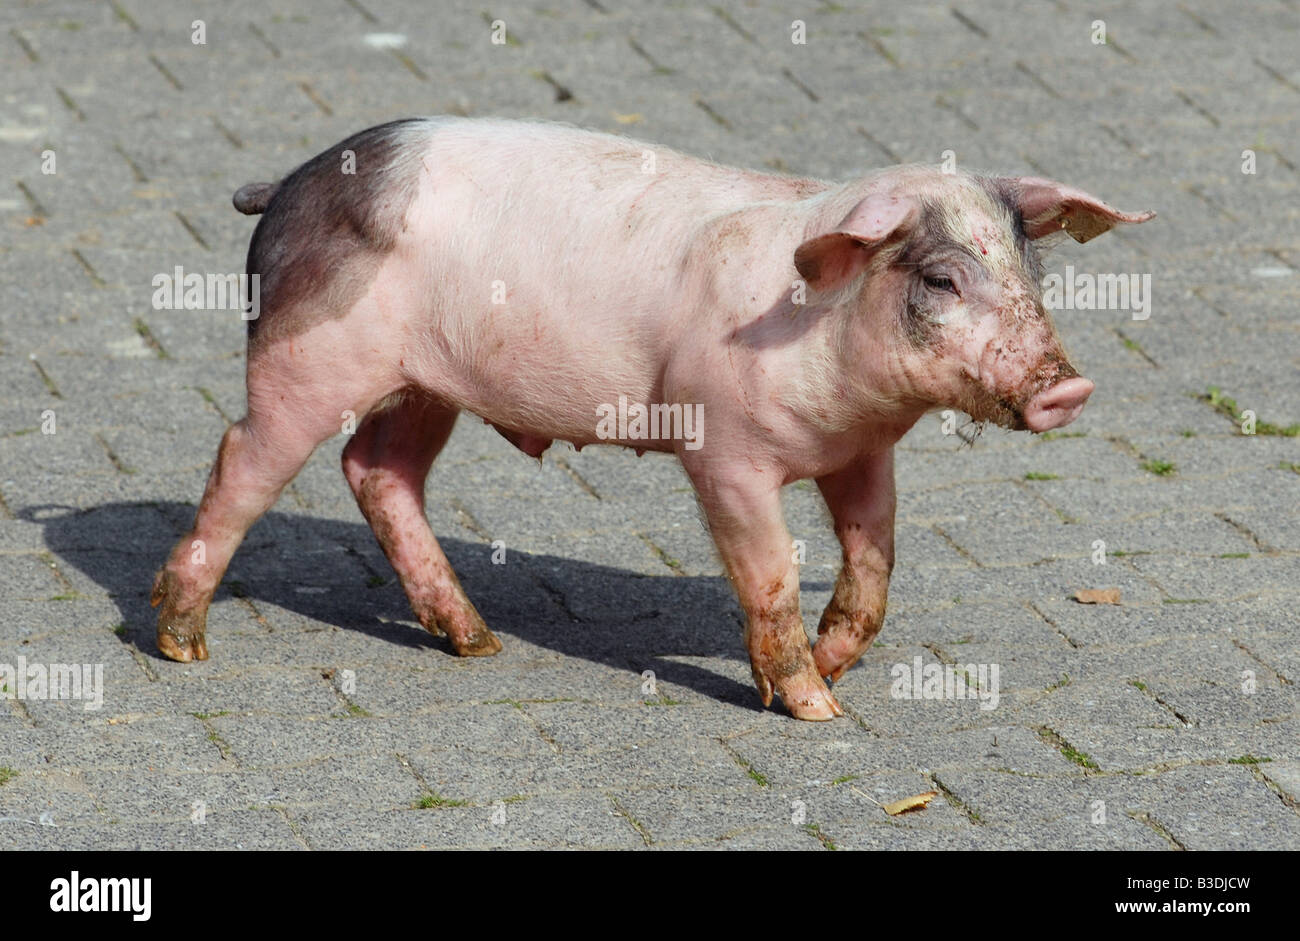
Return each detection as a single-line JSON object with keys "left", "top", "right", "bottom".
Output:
{"left": 997, "top": 176, "right": 1155, "bottom": 243}
{"left": 794, "top": 194, "right": 916, "bottom": 291}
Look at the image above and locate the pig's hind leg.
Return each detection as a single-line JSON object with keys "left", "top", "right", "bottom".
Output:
{"left": 151, "top": 368, "right": 366, "bottom": 661}
{"left": 341, "top": 393, "right": 502, "bottom": 656}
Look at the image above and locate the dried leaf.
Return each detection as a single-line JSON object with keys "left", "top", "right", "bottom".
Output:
{"left": 1073, "top": 588, "right": 1122, "bottom": 605}
{"left": 613, "top": 112, "right": 643, "bottom": 124}
{"left": 883, "top": 790, "right": 939, "bottom": 816}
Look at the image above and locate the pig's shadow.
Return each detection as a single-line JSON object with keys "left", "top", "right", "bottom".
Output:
{"left": 24, "top": 501, "right": 798, "bottom": 711}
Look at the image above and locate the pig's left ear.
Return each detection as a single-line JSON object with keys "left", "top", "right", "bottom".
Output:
{"left": 794, "top": 194, "right": 917, "bottom": 291}
{"left": 996, "top": 176, "right": 1156, "bottom": 243}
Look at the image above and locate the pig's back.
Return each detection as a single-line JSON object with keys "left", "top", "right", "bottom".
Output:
{"left": 394, "top": 118, "right": 823, "bottom": 431}
{"left": 410, "top": 116, "right": 816, "bottom": 298}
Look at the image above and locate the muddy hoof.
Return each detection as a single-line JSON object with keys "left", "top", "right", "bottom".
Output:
{"left": 151, "top": 569, "right": 210, "bottom": 662}
{"left": 449, "top": 626, "right": 503, "bottom": 657}
{"left": 752, "top": 657, "right": 843, "bottom": 721}
{"left": 774, "top": 670, "right": 842, "bottom": 721}
{"left": 156, "top": 619, "right": 210, "bottom": 662}
{"left": 424, "top": 603, "right": 503, "bottom": 657}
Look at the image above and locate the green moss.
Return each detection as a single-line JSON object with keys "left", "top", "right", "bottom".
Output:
{"left": 643, "top": 695, "right": 686, "bottom": 706}
{"left": 416, "top": 792, "right": 468, "bottom": 809}
{"left": 1255, "top": 420, "right": 1296, "bottom": 436}
{"left": 732, "top": 756, "right": 768, "bottom": 788}
{"left": 485, "top": 697, "right": 575, "bottom": 709}
{"left": 1039, "top": 430, "right": 1087, "bottom": 440}
{"left": 803, "top": 823, "right": 838, "bottom": 850}
{"left": 1201, "top": 386, "right": 1299, "bottom": 436}
{"left": 1061, "top": 745, "right": 1099, "bottom": 770}
{"left": 1141, "top": 458, "right": 1176, "bottom": 476}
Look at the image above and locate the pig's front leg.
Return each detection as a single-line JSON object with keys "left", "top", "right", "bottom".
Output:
{"left": 813, "top": 449, "right": 895, "bottom": 682}
{"left": 685, "top": 459, "right": 843, "bottom": 720}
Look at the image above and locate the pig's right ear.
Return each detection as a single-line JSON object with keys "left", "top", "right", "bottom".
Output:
{"left": 794, "top": 194, "right": 916, "bottom": 292}
{"left": 997, "top": 177, "right": 1156, "bottom": 243}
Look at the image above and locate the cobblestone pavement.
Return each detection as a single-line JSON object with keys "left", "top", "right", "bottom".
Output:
{"left": 1, "top": 0, "right": 1297, "bottom": 850}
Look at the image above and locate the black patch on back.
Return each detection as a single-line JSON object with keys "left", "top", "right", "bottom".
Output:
{"left": 245, "top": 118, "right": 427, "bottom": 345}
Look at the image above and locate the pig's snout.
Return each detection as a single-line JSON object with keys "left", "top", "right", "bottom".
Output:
{"left": 1022, "top": 376, "right": 1094, "bottom": 432}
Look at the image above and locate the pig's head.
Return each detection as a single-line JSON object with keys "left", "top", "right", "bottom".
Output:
{"left": 794, "top": 170, "right": 1154, "bottom": 432}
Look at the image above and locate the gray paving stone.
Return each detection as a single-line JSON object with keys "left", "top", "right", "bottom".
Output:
{"left": 1140, "top": 765, "right": 1300, "bottom": 851}
{"left": 292, "top": 793, "right": 642, "bottom": 849}
{"left": 1049, "top": 719, "right": 1300, "bottom": 772}
{"left": 0, "top": 811, "right": 304, "bottom": 851}
{"left": 262, "top": 754, "right": 425, "bottom": 811}
{"left": 211, "top": 708, "right": 554, "bottom": 768}
{"left": 80, "top": 768, "right": 279, "bottom": 823}
{"left": 655, "top": 825, "right": 826, "bottom": 850}
{"left": 729, "top": 723, "right": 1074, "bottom": 784}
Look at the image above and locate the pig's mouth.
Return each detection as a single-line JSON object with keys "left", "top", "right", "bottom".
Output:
{"left": 966, "top": 373, "right": 1094, "bottom": 433}
{"left": 959, "top": 335, "right": 1094, "bottom": 433}
{"left": 941, "top": 337, "right": 1094, "bottom": 434}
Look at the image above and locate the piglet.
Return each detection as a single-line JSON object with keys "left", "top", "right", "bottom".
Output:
{"left": 152, "top": 117, "right": 1153, "bottom": 719}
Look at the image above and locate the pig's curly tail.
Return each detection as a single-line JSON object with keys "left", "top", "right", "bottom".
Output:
{"left": 232, "top": 181, "right": 280, "bottom": 215}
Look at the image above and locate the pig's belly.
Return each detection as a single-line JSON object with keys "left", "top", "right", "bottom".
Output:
{"left": 407, "top": 313, "right": 674, "bottom": 453}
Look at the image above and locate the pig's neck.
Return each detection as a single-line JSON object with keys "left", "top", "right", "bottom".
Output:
{"left": 792, "top": 183, "right": 934, "bottom": 444}
{"left": 777, "top": 306, "right": 928, "bottom": 457}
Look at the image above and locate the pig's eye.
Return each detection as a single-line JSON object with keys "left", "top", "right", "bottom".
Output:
{"left": 924, "top": 274, "right": 957, "bottom": 294}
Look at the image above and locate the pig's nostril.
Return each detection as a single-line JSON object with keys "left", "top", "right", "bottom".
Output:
{"left": 1023, "top": 376, "right": 1094, "bottom": 433}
